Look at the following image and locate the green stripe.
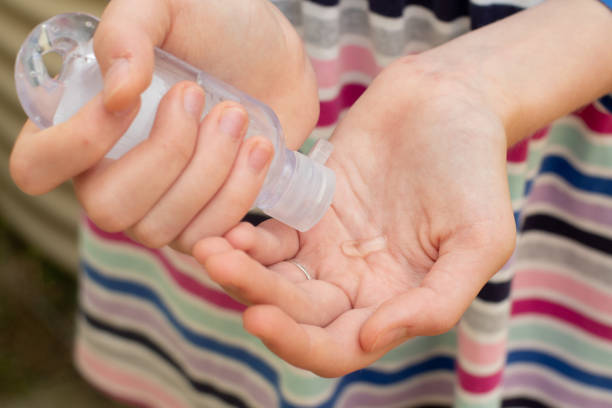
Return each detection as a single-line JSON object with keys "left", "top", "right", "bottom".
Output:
{"left": 507, "top": 172, "right": 526, "bottom": 201}
{"left": 455, "top": 394, "right": 499, "bottom": 408}
{"left": 547, "top": 123, "right": 612, "bottom": 168}
{"left": 378, "top": 331, "right": 456, "bottom": 364}
{"left": 509, "top": 321, "right": 612, "bottom": 369}
{"left": 526, "top": 140, "right": 545, "bottom": 173}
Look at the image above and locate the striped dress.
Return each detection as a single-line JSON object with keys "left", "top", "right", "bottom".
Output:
{"left": 75, "top": 1, "right": 612, "bottom": 407}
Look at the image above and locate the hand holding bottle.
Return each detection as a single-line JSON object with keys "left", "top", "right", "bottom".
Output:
{"left": 10, "top": 0, "right": 321, "bottom": 252}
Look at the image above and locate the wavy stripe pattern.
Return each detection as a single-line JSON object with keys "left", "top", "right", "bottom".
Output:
{"left": 74, "top": 0, "right": 612, "bottom": 407}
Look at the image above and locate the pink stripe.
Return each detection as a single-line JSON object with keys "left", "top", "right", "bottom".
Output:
{"left": 458, "top": 324, "right": 507, "bottom": 367}
{"left": 507, "top": 139, "right": 528, "bottom": 163}
{"left": 310, "top": 45, "right": 380, "bottom": 88}
{"left": 77, "top": 342, "right": 187, "bottom": 408}
{"left": 318, "top": 83, "right": 366, "bottom": 126}
{"left": 85, "top": 218, "right": 245, "bottom": 313}
{"left": 512, "top": 298, "right": 612, "bottom": 340}
{"left": 507, "top": 128, "right": 550, "bottom": 163}
{"left": 573, "top": 104, "right": 612, "bottom": 134}
{"left": 531, "top": 127, "right": 550, "bottom": 140}
{"left": 512, "top": 269, "right": 612, "bottom": 316}
{"left": 457, "top": 363, "right": 503, "bottom": 394}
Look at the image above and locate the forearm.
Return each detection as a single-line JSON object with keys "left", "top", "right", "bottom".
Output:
{"left": 423, "top": 0, "right": 612, "bottom": 146}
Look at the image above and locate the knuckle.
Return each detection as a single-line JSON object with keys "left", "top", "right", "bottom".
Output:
{"left": 160, "top": 137, "right": 194, "bottom": 164}
{"left": 81, "top": 192, "right": 131, "bottom": 233}
{"left": 9, "top": 155, "right": 40, "bottom": 195}
{"left": 173, "top": 231, "right": 198, "bottom": 254}
{"left": 130, "top": 221, "right": 173, "bottom": 249}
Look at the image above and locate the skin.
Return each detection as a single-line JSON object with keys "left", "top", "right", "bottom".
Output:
{"left": 193, "top": 0, "right": 612, "bottom": 377}
{"left": 10, "top": 0, "right": 319, "bottom": 253}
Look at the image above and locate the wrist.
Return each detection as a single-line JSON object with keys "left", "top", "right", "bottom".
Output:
{"left": 417, "top": 0, "right": 612, "bottom": 147}
{"left": 383, "top": 53, "right": 510, "bottom": 150}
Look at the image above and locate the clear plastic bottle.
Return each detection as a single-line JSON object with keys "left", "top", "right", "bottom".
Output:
{"left": 15, "top": 12, "right": 335, "bottom": 231}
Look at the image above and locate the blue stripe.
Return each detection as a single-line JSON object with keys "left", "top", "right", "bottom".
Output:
{"left": 508, "top": 350, "right": 612, "bottom": 391}
{"left": 469, "top": 4, "right": 523, "bottom": 29}
{"left": 600, "top": 95, "right": 612, "bottom": 113}
{"left": 514, "top": 210, "right": 521, "bottom": 230}
{"left": 83, "top": 261, "right": 455, "bottom": 407}
{"left": 536, "top": 155, "right": 612, "bottom": 196}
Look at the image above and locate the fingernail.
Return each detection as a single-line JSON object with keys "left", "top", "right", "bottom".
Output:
{"left": 104, "top": 58, "right": 130, "bottom": 102}
{"left": 248, "top": 143, "right": 272, "bottom": 173}
{"left": 218, "top": 107, "right": 246, "bottom": 140}
{"left": 370, "top": 328, "right": 408, "bottom": 352}
{"left": 183, "top": 85, "right": 205, "bottom": 120}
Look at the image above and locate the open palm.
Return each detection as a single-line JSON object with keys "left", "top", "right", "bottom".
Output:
{"left": 193, "top": 60, "right": 516, "bottom": 377}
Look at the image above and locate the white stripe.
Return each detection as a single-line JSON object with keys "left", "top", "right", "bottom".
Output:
{"left": 318, "top": 71, "right": 373, "bottom": 100}
{"left": 506, "top": 160, "right": 528, "bottom": 175}
{"left": 459, "top": 318, "right": 509, "bottom": 344}
{"left": 302, "top": 0, "right": 369, "bottom": 20}
{"left": 456, "top": 386, "right": 503, "bottom": 405}
{"left": 470, "top": 296, "right": 513, "bottom": 315}
{"left": 594, "top": 99, "right": 612, "bottom": 115}
{"left": 470, "top": 0, "right": 544, "bottom": 7}
{"left": 489, "top": 263, "right": 516, "bottom": 283}
{"left": 370, "top": 5, "right": 470, "bottom": 34}
{"left": 306, "top": 33, "right": 373, "bottom": 60}
{"left": 310, "top": 124, "right": 335, "bottom": 141}
{"left": 458, "top": 352, "right": 506, "bottom": 377}
{"left": 512, "top": 197, "right": 526, "bottom": 212}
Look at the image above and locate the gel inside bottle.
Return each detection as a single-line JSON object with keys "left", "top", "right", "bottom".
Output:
{"left": 15, "top": 12, "right": 335, "bottom": 231}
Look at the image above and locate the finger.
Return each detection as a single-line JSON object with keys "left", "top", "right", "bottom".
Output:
{"left": 95, "top": 0, "right": 171, "bottom": 111}
{"left": 193, "top": 243, "right": 349, "bottom": 326}
{"left": 10, "top": 96, "right": 139, "bottom": 195}
{"left": 74, "top": 82, "right": 204, "bottom": 233}
{"left": 128, "top": 102, "right": 247, "bottom": 248}
{"left": 174, "top": 136, "right": 274, "bottom": 252}
{"left": 224, "top": 219, "right": 299, "bottom": 265}
{"left": 360, "top": 221, "right": 516, "bottom": 352}
{"left": 244, "top": 305, "right": 382, "bottom": 377}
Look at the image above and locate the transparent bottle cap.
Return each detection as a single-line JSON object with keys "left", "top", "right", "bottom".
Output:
{"left": 258, "top": 150, "right": 335, "bottom": 231}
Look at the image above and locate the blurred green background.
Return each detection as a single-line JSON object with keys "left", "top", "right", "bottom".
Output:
{"left": 0, "top": 0, "right": 124, "bottom": 405}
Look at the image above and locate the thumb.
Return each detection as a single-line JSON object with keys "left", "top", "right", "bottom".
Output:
{"left": 94, "top": 0, "right": 171, "bottom": 112}
{"left": 360, "top": 223, "right": 515, "bottom": 353}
